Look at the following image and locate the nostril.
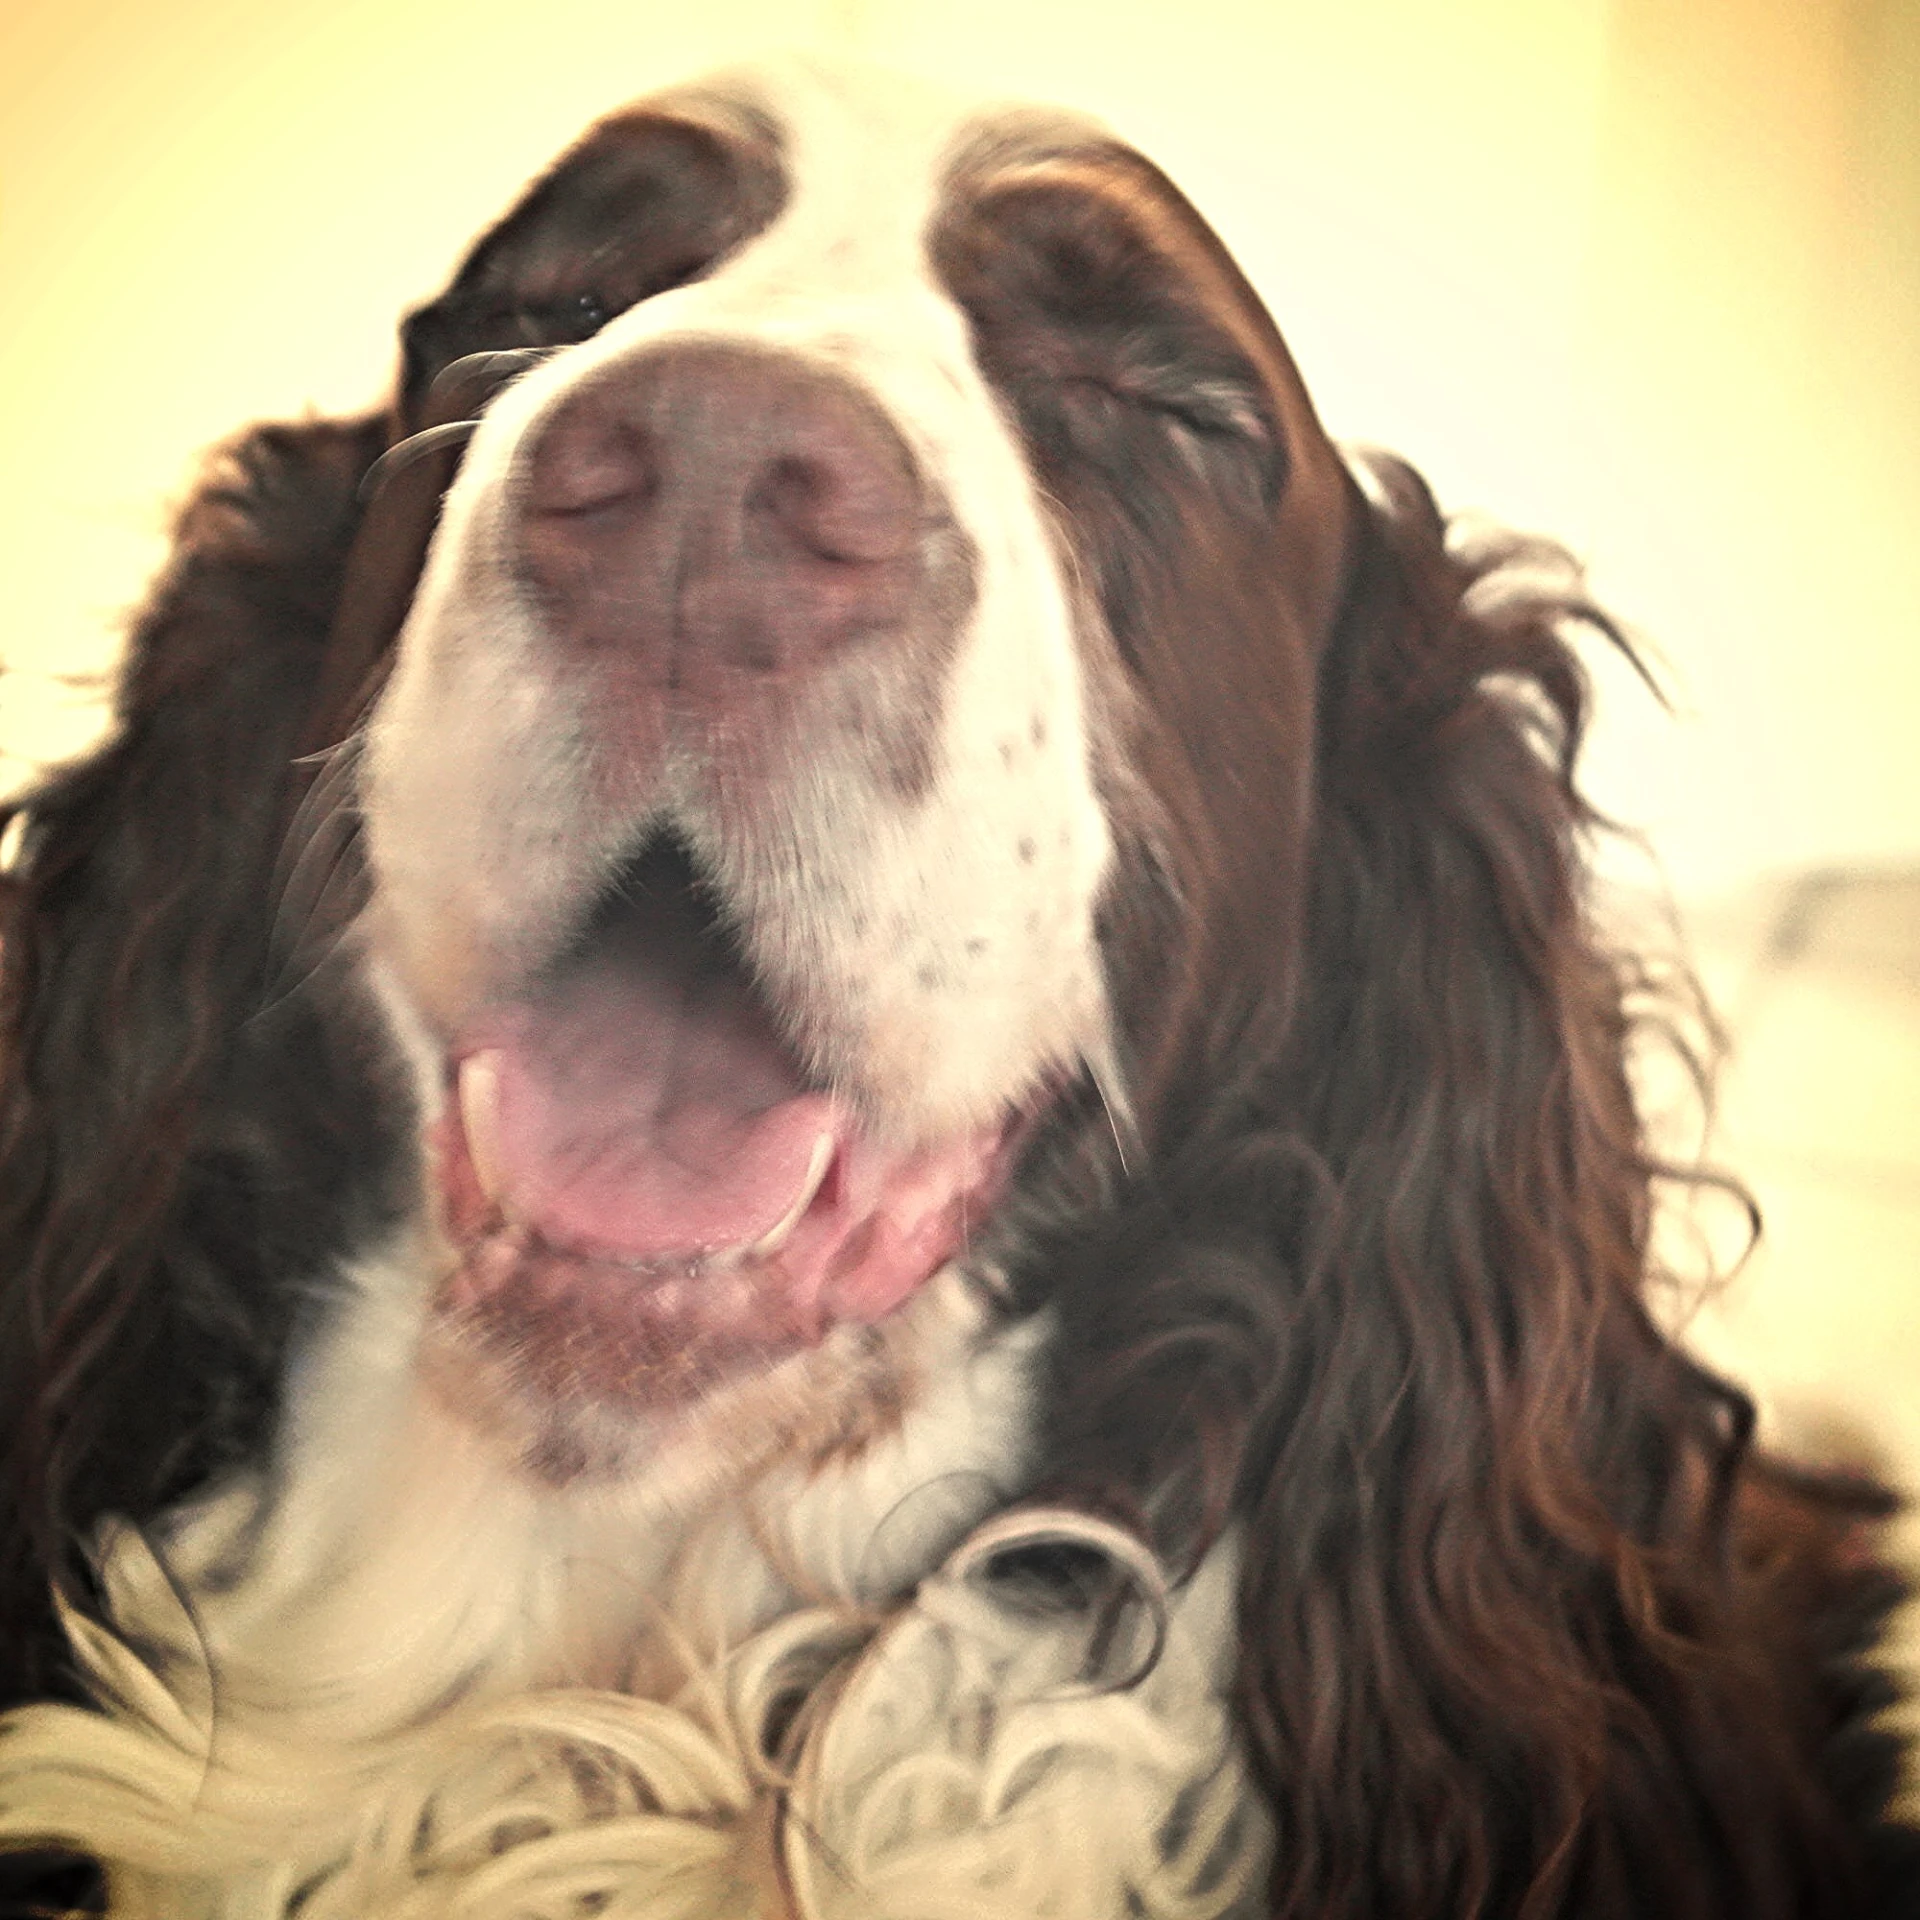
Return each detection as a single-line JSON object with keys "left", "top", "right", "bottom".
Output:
{"left": 749, "top": 446, "right": 920, "bottom": 567}
{"left": 753, "top": 456, "right": 834, "bottom": 560}
{"left": 526, "top": 412, "right": 659, "bottom": 519}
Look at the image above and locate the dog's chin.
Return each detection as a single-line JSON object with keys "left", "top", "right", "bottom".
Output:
{"left": 415, "top": 1262, "right": 949, "bottom": 1490}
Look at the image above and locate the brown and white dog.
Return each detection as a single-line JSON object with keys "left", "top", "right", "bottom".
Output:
{"left": 0, "top": 57, "right": 1913, "bottom": 1920}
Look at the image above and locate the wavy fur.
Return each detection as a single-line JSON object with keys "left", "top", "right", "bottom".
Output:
{"left": 2, "top": 62, "right": 1915, "bottom": 1920}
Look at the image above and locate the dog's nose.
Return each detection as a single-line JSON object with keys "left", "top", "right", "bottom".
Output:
{"left": 518, "top": 342, "right": 929, "bottom": 686}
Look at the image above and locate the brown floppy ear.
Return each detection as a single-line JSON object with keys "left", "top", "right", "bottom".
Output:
{"left": 1232, "top": 450, "right": 1894, "bottom": 1919}
{"left": 0, "top": 415, "right": 407, "bottom": 1708}
{"left": 1037, "top": 448, "right": 1899, "bottom": 1916}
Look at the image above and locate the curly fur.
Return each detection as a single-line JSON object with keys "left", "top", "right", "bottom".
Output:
{"left": 2, "top": 60, "right": 1916, "bottom": 1920}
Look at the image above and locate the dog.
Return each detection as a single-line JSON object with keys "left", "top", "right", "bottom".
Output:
{"left": 0, "top": 55, "right": 1914, "bottom": 1920}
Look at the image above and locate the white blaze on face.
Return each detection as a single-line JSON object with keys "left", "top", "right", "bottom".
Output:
{"left": 362, "top": 59, "right": 1118, "bottom": 1140}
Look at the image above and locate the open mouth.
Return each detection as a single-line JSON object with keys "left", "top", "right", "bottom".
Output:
{"left": 431, "top": 841, "right": 1022, "bottom": 1403}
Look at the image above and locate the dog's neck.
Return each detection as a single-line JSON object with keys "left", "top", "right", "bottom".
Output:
{"left": 118, "top": 1232, "right": 1043, "bottom": 1748}
{"left": 14, "top": 1236, "right": 1266, "bottom": 1920}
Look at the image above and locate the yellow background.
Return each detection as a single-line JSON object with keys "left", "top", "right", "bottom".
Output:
{"left": 4, "top": 0, "right": 1917, "bottom": 889}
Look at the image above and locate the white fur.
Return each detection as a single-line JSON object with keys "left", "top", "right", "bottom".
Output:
{"left": 0, "top": 1208, "right": 1258, "bottom": 1915}
{"left": 0, "top": 1323, "right": 1264, "bottom": 1917}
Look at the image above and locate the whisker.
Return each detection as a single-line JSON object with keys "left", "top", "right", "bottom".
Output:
{"left": 357, "top": 420, "right": 480, "bottom": 503}
{"left": 1085, "top": 1034, "right": 1139, "bottom": 1179}
{"left": 261, "top": 736, "right": 367, "bottom": 1007}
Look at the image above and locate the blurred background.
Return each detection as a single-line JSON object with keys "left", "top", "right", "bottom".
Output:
{"left": 3, "top": 0, "right": 1916, "bottom": 1772}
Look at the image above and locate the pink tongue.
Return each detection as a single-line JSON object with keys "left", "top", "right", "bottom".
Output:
{"left": 464, "top": 928, "right": 839, "bottom": 1262}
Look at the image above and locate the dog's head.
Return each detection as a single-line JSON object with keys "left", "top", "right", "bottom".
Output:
{"left": 0, "top": 49, "right": 1614, "bottom": 1643}
{"left": 325, "top": 60, "right": 1355, "bottom": 1461}
{"left": 11, "top": 60, "right": 1879, "bottom": 1920}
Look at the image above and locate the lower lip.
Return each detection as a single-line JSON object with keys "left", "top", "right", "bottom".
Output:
{"left": 425, "top": 1082, "right": 1035, "bottom": 1406}
{"left": 439, "top": 1223, "right": 823, "bottom": 1408}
